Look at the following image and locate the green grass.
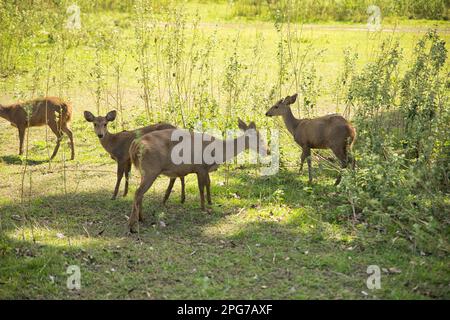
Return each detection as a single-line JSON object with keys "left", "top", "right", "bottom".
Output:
{"left": 69, "top": 0, "right": 450, "bottom": 23}
{"left": 0, "top": 8, "right": 449, "bottom": 299}
{"left": 0, "top": 120, "right": 449, "bottom": 299}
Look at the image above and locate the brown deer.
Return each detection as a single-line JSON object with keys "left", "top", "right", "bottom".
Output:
{"left": 127, "top": 118, "right": 269, "bottom": 232}
{"left": 265, "top": 93, "right": 356, "bottom": 185}
{"left": 84, "top": 110, "right": 185, "bottom": 202}
{"left": 0, "top": 97, "right": 75, "bottom": 160}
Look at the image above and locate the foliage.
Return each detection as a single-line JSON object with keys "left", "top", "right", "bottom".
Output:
{"left": 341, "top": 30, "right": 449, "bottom": 254}
{"left": 348, "top": 38, "right": 402, "bottom": 153}
{"left": 230, "top": 0, "right": 449, "bottom": 22}
{"left": 0, "top": 1, "right": 449, "bottom": 299}
{"left": 400, "top": 30, "right": 448, "bottom": 162}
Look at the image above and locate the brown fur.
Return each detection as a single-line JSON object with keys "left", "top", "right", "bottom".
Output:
{"left": 266, "top": 93, "right": 356, "bottom": 184}
{"left": 127, "top": 119, "right": 268, "bottom": 232}
{"left": 0, "top": 97, "right": 75, "bottom": 160}
{"left": 84, "top": 110, "right": 185, "bottom": 201}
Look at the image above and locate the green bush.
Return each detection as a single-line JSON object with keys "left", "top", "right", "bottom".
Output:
{"left": 340, "top": 30, "right": 449, "bottom": 254}
{"left": 230, "top": 0, "right": 448, "bottom": 22}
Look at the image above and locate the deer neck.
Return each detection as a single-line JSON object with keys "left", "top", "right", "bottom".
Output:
{"left": 282, "top": 107, "right": 300, "bottom": 136}
{"left": 222, "top": 134, "right": 249, "bottom": 163}
{"left": 99, "top": 130, "right": 115, "bottom": 153}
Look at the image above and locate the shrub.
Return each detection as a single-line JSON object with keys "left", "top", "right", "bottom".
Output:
{"left": 340, "top": 30, "right": 449, "bottom": 254}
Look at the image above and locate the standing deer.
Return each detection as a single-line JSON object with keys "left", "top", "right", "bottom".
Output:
{"left": 265, "top": 93, "right": 356, "bottom": 185}
{"left": 84, "top": 110, "right": 185, "bottom": 201}
{"left": 0, "top": 97, "right": 75, "bottom": 160}
{"left": 127, "top": 118, "right": 269, "bottom": 232}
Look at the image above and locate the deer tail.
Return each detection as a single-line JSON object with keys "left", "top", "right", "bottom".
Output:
{"left": 61, "top": 102, "right": 72, "bottom": 123}
{"left": 348, "top": 126, "right": 356, "bottom": 151}
{"left": 347, "top": 126, "right": 357, "bottom": 169}
{"left": 55, "top": 101, "right": 72, "bottom": 125}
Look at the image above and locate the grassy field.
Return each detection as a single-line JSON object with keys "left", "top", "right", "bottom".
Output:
{"left": 0, "top": 3, "right": 449, "bottom": 299}
{"left": 1, "top": 140, "right": 449, "bottom": 299}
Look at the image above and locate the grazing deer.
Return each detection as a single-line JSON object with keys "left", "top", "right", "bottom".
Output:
{"left": 84, "top": 110, "right": 185, "bottom": 201}
{"left": 127, "top": 118, "right": 269, "bottom": 232}
{"left": 0, "top": 97, "right": 75, "bottom": 160}
{"left": 265, "top": 93, "right": 356, "bottom": 185}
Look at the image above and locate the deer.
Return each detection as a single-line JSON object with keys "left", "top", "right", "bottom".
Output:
{"left": 127, "top": 118, "right": 269, "bottom": 232}
{"left": 0, "top": 97, "right": 75, "bottom": 160}
{"left": 265, "top": 93, "right": 356, "bottom": 185}
{"left": 83, "top": 110, "right": 185, "bottom": 202}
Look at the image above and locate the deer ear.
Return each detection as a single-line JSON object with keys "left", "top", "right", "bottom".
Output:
{"left": 238, "top": 118, "right": 247, "bottom": 131}
{"left": 248, "top": 121, "right": 256, "bottom": 130}
{"left": 106, "top": 110, "right": 117, "bottom": 122}
{"left": 84, "top": 111, "right": 95, "bottom": 122}
{"left": 285, "top": 93, "right": 298, "bottom": 105}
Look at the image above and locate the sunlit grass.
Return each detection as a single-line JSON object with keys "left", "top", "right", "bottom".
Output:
{"left": 0, "top": 7, "right": 448, "bottom": 299}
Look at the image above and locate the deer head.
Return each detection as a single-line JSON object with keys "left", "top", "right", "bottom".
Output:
{"left": 237, "top": 118, "right": 270, "bottom": 156}
{"left": 265, "top": 93, "right": 298, "bottom": 117}
{"left": 0, "top": 104, "right": 8, "bottom": 120}
{"left": 84, "top": 110, "right": 117, "bottom": 139}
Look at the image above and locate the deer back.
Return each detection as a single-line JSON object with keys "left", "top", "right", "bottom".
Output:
{"left": 130, "top": 129, "right": 215, "bottom": 177}
{"left": 9, "top": 97, "right": 72, "bottom": 127}
{"left": 103, "top": 123, "right": 175, "bottom": 162}
{"left": 295, "top": 114, "right": 352, "bottom": 149}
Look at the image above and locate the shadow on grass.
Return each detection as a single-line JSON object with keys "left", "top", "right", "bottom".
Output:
{"left": 218, "top": 168, "right": 342, "bottom": 207}
{"left": 0, "top": 183, "right": 352, "bottom": 299}
{"left": 0, "top": 167, "right": 347, "bottom": 247}
{"left": 0, "top": 174, "right": 444, "bottom": 299}
{"left": 0, "top": 165, "right": 351, "bottom": 247}
{"left": 0, "top": 155, "right": 48, "bottom": 166}
{"left": 0, "top": 187, "right": 229, "bottom": 239}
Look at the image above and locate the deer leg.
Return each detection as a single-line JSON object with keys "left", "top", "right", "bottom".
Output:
{"left": 303, "top": 147, "right": 312, "bottom": 184}
{"left": 197, "top": 172, "right": 206, "bottom": 211}
{"left": 180, "top": 176, "right": 185, "bottom": 203}
{"left": 348, "top": 152, "right": 356, "bottom": 170}
{"left": 48, "top": 120, "right": 62, "bottom": 160}
{"left": 299, "top": 149, "right": 308, "bottom": 172}
{"left": 112, "top": 163, "right": 124, "bottom": 200}
{"left": 51, "top": 136, "right": 62, "bottom": 160}
{"left": 206, "top": 173, "right": 212, "bottom": 205}
{"left": 61, "top": 125, "right": 75, "bottom": 160}
{"left": 332, "top": 145, "right": 348, "bottom": 186}
{"left": 307, "top": 158, "right": 313, "bottom": 184}
{"left": 163, "top": 178, "right": 176, "bottom": 204}
{"left": 18, "top": 126, "right": 25, "bottom": 156}
{"left": 123, "top": 161, "right": 131, "bottom": 197}
{"left": 129, "top": 172, "right": 158, "bottom": 232}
